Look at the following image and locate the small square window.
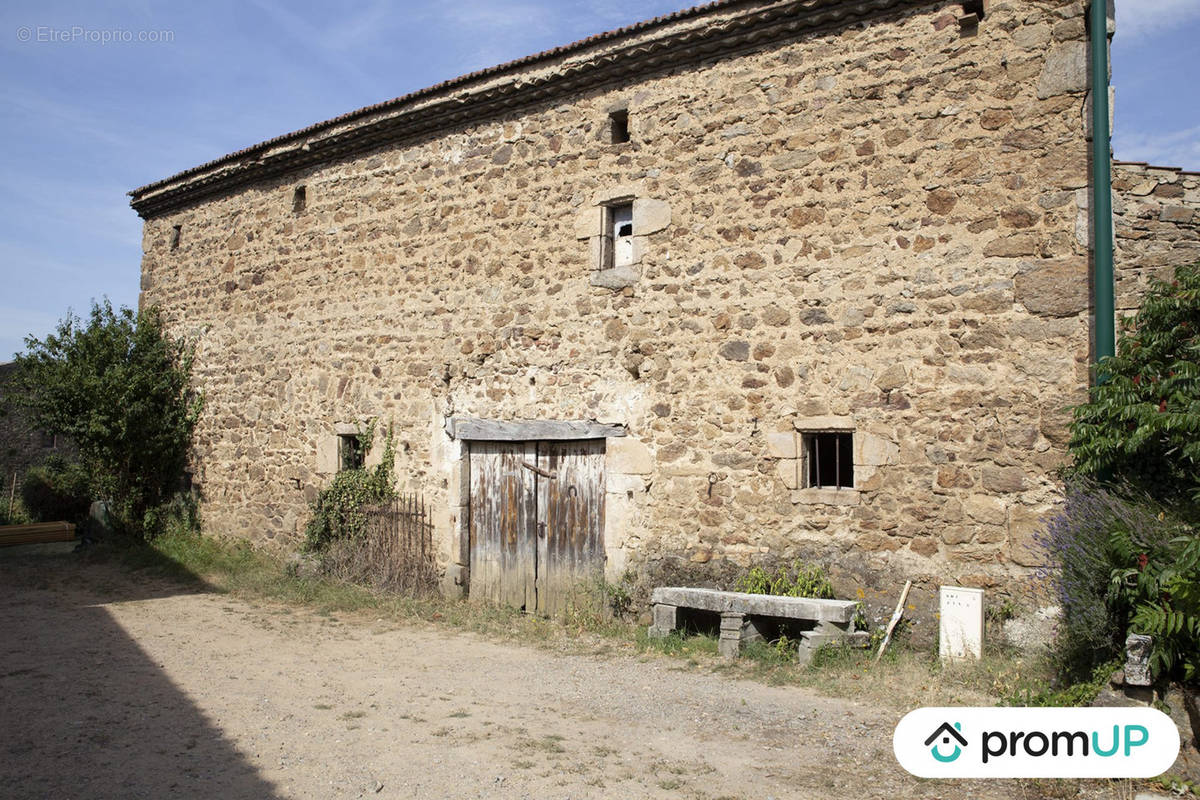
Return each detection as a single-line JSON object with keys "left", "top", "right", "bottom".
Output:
{"left": 601, "top": 202, "right": 634, "bottom": 269}
{"left": 609, "top": 109, "right": 630, "bottom": 144}
{"left": 338, "top": 434, "right": 365, "bottom": 472}
{"left": 803, "top": 432, "right": 853, "bottom": 489}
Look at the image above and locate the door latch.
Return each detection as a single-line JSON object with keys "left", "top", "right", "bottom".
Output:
{"left": 521, "top": 461, "right": 557, "bottom": 479}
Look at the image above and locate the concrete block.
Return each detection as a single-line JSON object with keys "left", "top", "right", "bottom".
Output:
{"left": 364, "top": 432, "right": 383, "bottom": 468}
{"left": 791, "top": 487, "right": 861, "bottom": 506}
{"left": 605, "top": 472, "right": 647, "bottom": 494}
{"left": 447, "top": 459, "right": 470, "bottom": 507}
{"left": 854, "top": 432, "right": 899, "bottom": 466}
{"left": 590, "top": 265, "right": 639, "bottom": 289}
{"left": 453, "top": 505, "right": 470, "bottom": 563}
{"left": 316, "top": 435, "right": 337, "bottom": 475}
{"left": 854, "top": 465, "right": 881, "bottom": 491}
{"left": 648, "top": 603, "right": 677, "bottom": 637}
{"left": 592, "top": 182, "right": 641, "bottom": 207}
{"left": 441, "top": 563, "right": 469, "bottom": 598}
{"left": 766, "top": 431, "right": 797, "bottom": 459}
{"left": 1003, "top": 506, "right": 1051, "bottom": 568}
{"left": 650, "top": 587, "right": 859, "bottom": 624}
{"left": 940, "top": 586, "right": 984, "bottom": 661}
{"left": 776, "top": 459, "right": 800, "bottom": 489}
{"left": 719, "top": 612, "right": 745, "bottom": 659}
{"left": 1037, "top": 41, "right": 1088, "bottom": 99}
{"left": 794, "top": 415, "right": 854, "bottom": 432}
{"left": 633, "top": 197, "right": 671, "bottom": 234}
{"left": 575, "top": 206, "right": 601, "bottom": 240}
{"left": 606, "top": 436, "right": 653, "bottom": 474}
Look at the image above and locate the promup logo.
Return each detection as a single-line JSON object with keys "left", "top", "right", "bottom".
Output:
{"left": 925, "top": 722, "right": 967, "bottom": 763}
{"left": 894, "top": 707, "right": 1179, "bottom": 779}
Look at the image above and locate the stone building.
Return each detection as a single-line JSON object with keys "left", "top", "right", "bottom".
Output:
{"left": 0, "top": 362, "right": 73, "bottom": 505}
{"left": 129, "top": 0, "right": 1198, "bottom": 617}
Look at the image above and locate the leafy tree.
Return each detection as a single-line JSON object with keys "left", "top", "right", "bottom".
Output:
{"left": 10, "top": 300, "right": 202, "bottom": 539}
{"left": 1069, "top": 261, "right": 1200, "bottom": 513}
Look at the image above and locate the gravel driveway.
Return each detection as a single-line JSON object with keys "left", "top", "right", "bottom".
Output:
{"left": 0, "top": 553, "right": 1152, "bottom": 799}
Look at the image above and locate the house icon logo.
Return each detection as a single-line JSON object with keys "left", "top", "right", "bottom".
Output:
{"left": 924, "top": 721, "right": 967, "bottom": 763}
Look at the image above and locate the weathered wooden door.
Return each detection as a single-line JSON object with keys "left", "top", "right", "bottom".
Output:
{"left": 468, "top": 440, "right": 605, "bottom": 615}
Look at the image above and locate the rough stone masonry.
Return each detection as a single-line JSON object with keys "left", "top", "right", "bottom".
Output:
{"left": 129, "top": 0, "right": 1199, "bottom": 623}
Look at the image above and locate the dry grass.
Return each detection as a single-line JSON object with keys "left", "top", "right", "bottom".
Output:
{"left": 127, "top": 530, "right": 1055, "bottom": 712}
{"left": 317, "top": 499, "right": 438, "bottom": 596}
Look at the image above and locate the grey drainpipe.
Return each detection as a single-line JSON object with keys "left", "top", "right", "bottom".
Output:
{"left": 1091, "top": 0, "right": 1116, "bottom": 371}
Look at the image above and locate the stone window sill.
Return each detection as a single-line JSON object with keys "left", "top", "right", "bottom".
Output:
{"left": 590, "top": 263, "right": 640, "bottom": 289}
{"left": 790, "top": 487, "right": 861, "bottom": 506}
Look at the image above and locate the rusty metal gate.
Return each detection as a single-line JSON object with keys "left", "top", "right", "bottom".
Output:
{"left": 467, "top": 439, "right": 605, "bottom": 616}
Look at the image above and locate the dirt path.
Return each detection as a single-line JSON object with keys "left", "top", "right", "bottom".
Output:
{"left": 0, "top": 554, "right": 1139, "bottom": 799}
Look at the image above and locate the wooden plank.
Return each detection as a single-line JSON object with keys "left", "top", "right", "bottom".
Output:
{"left": 0, "top": 521, "right": 77, "bottom": 547}
{"left": 468, "top": 443, "right": 498, "bottom": 606}
{"left": 446, "top": 418, "right": 626, "bottom": 442}
{"left": 468, "top": 442, "right": 537, "bottom": 612}
{"left": 536, "top": 443, "right": 550, "bottom": 616}
{"left": 539, "top": 440, "right": 605, "bottom": 617}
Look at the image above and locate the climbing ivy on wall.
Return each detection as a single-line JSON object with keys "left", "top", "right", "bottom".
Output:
{"left": 303, "top": 421, "right": 395, "bottom": 551}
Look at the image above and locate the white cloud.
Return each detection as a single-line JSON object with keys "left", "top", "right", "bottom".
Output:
{"left": 1114, "top": 123, "right": 1200, "bottom": 170}
{"left": 1116, "top": 0, "right": 1200, "bottom": 43}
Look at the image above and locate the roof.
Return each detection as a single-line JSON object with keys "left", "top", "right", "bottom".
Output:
{"left": 129, "top": 0, "right": 938, "bottom": 219}
{"left": 1113, "top": 160, "right": 1200, "bottom": 178}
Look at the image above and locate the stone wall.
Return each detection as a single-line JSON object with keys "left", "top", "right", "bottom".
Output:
{"left": 136, "top": 0, "right": 1100, "bottom": 622}
{"left": 1113, "top": 162, "right": 1200, "bottom": 311}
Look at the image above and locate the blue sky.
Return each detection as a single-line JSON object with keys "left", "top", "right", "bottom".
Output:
{"left": 1, "top": 0, "right": 1197, "bottom": 360}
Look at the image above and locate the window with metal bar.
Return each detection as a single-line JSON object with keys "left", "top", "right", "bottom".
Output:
{"left": 338, "top": 434, "right": 365, "bottom": 472}
{"left": 803, "top": 432, "right": 853, "bottom": 489}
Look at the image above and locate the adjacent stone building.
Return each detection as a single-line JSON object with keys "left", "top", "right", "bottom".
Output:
{"left": 130, "top": 0, "right": 1190, "bottom": 618}
{"left": 0, "top": 362, "right": 73, "bottom": 504}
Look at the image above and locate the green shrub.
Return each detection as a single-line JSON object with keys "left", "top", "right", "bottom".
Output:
{"left": 1041, "top": 479, "right": 1199, "bottom": 686}
{"left": 0, "top": 496, "right": 32, "bottom": 526}
{"left": 20, "top": 456, "right": 91, "bottom": 524}
{"left": 1114, "top": 527, "right": 1200, "bottom": 685}
{"left": 1068, "top": 260, "right": 1200, "bottom": 514}
{"left": 10, "top": 301, "right": 201, "bottom": 538}
{"left": 735, "top": 560, "right": 835, "bottom": 599}
{"left": 1002, "top": 659, "right": 1121, "bottom": 707}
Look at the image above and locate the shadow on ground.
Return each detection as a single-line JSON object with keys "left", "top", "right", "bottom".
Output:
{"left": 0, "top": 546, "right": 283, "bottom": 800}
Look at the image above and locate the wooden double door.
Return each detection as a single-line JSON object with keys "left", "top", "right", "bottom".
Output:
{"left": 467, "top": 440, "right": 605, "bottom": 616}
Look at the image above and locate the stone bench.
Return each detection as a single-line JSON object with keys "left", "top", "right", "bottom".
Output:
{"left": 647, "top": 586, "right": 865, "bottom": 662}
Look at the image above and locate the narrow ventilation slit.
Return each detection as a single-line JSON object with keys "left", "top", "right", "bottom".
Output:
{"left": 293, "top": 185, "right": 306, "bottom": 214}
{"left": 171, "top": 224, "right": 182, "bottom": 250}
{"left": 609, "top": 109, "right": 630, "bottom": 144}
